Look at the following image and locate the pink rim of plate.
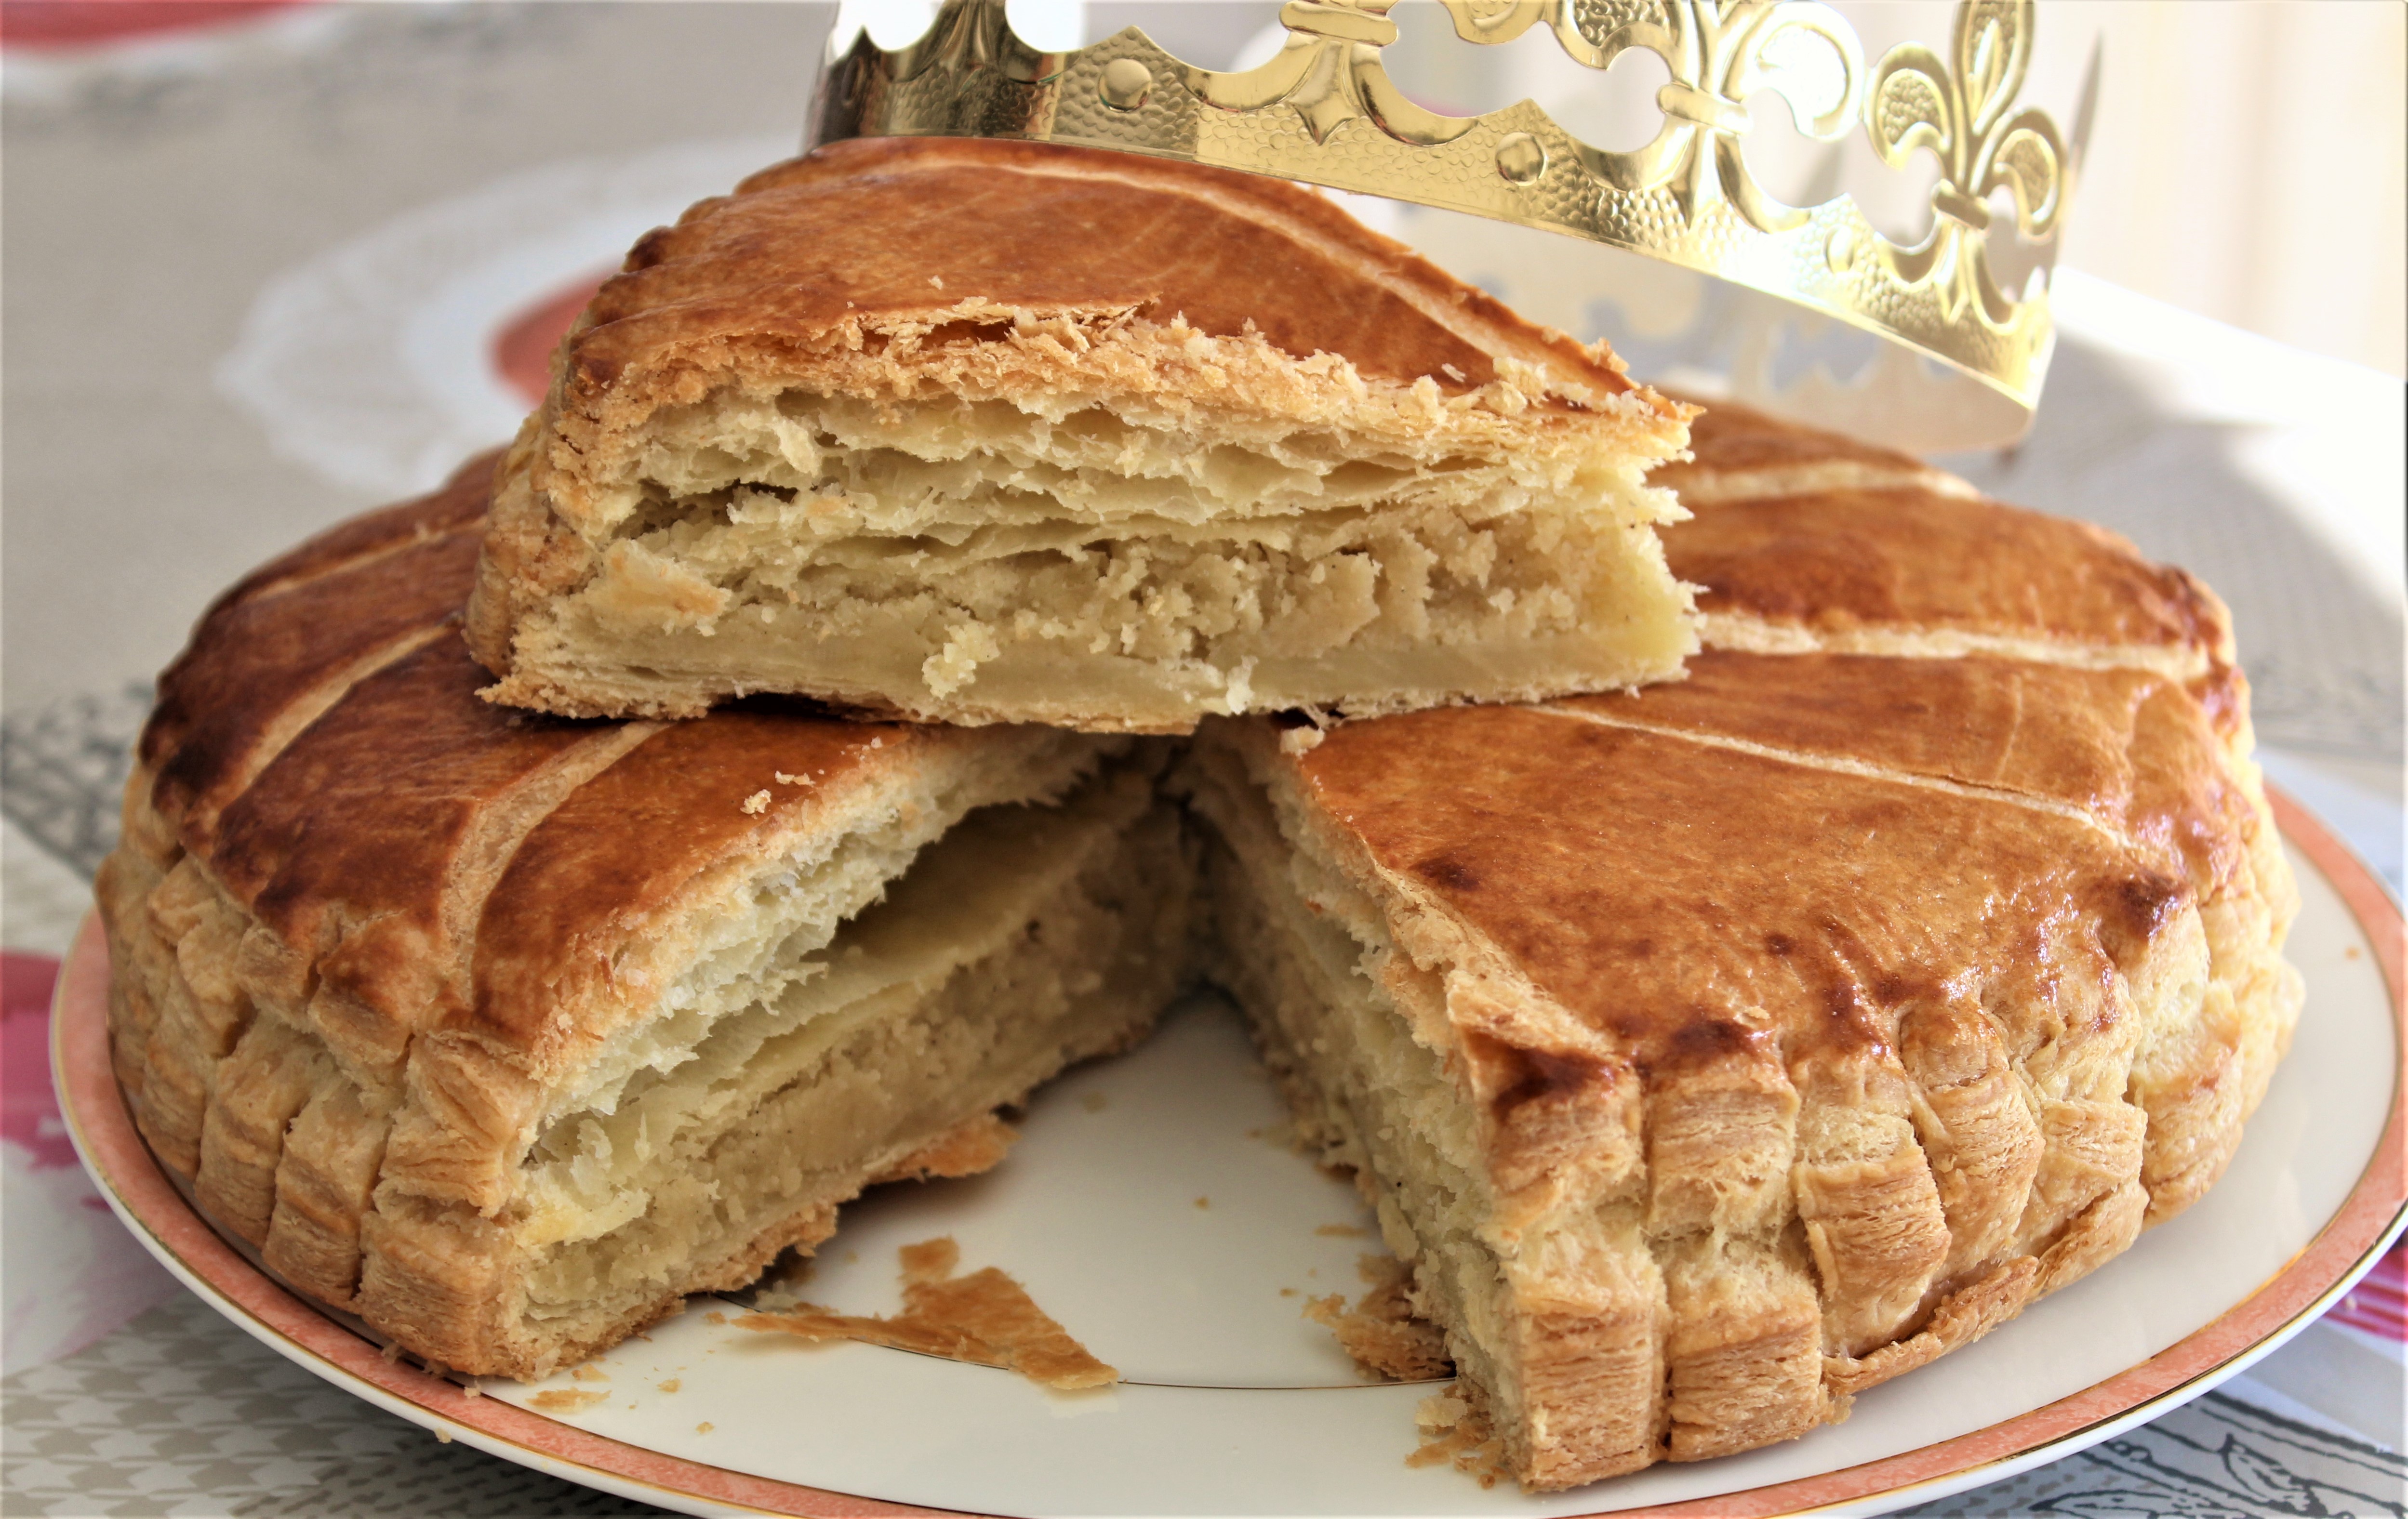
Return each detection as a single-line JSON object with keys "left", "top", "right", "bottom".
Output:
{"left": 51, "top": 787, "right": 2408, "bottom": 1519}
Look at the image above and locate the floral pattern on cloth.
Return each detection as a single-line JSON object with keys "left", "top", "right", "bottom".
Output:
{"left": 0, "top": 952, "right": 182, "bottom": 1378}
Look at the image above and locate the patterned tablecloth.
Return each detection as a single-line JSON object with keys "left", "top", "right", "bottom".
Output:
{"left": 3, "top": 5, "right": 2401, "bottom": 1516}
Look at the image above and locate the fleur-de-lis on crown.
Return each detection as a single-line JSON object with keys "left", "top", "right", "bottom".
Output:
{"left": 1441, "top": 0, "right": 1863, "bottom": 231}
{"left": 1184, "top": 1, "right": 1474, "bottom": 147}
{"left": 1867, "top": 0, "right": 2066, "bottom": 323}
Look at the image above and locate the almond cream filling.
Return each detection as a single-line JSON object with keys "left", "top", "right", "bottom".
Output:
{"left": 517, "top": 761, "right": 1189, "bottom": 1334}
{"left": 532, "top": 388, "right": 1691, "bottom": 723}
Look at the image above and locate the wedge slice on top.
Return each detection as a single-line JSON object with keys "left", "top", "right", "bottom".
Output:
{"left": 466, "top": 136, "right": 1696, "bottom": 732}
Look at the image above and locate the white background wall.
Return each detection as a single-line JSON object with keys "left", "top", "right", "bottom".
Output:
{"left": 2056, "top": 0, "right": 2405, "bottom": 379}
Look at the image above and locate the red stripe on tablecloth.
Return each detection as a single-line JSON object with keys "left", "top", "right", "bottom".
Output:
{"left": 2, "top": 952, "right": 79, "bottom": 1170}
{"left": 0, "top": 0, "right": 309, "bottom": 48}
{"left": 2324, "top": 1239, "right": 2406, "bottom": 1340}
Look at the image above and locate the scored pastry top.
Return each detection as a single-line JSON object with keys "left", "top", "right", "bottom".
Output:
{"left": 568, "top": 136, "right": 1641, "bottom": 406}
{"left": 1280, "top": 404, "right": 2279, "bottom": 1087}
{"left": 1235, "top": 402, "right": 2297, "bottom": 1479}
{"left": 1656, "top": 399, "right": 2235, "bottom": 673}
{"left": 1559, "top": 651, "right": 2266, "bottom": 914}
{"left": 1668, "top": 489, "right": 2235, "bottom": 666}
{"left": 1648, "top": 395, "right": 1971, "bottom": 504}
{"left": 1295, "top": 664, "right": 2222, "bottom": 1066}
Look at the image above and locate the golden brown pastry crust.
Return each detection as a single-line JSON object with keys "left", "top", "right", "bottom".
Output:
{"left": 578, "top": 136, "right": 1638, "bottom": 401}
{"left": 1659, "top": 398, "right": 2233, "bottom": 673}
{"left": 1648, "top": 391, "right": 1975, "bottom": 504}
{"left": 1194, "top": 398, "right": 2297, "bottom": 1488}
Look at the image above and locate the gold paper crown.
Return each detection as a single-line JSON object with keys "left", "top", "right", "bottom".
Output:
{"left": 812, "top": 0, "right": 2089, "bottom": 439}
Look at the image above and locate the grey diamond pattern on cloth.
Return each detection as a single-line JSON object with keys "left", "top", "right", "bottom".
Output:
{"left": 0, "top": 684, "right": 150, "bottom": 883}
{"left": 1896, "top": 1393, "right": 2407, "bottom": 1518}
{"left": 0, "top": 1293, "right": 673, "bottom": 1519}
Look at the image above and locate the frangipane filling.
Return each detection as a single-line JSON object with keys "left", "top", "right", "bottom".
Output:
{"left": 1180, "top": 740, "right": 1526, "bottom": 1417}
{"left": 514, "top": 760, "right": 1186, "bottom": 1337}
{"left": 555, "top": 391, "right": 1686, "bottom": 718}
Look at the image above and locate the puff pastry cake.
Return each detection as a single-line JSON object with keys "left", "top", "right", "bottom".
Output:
{"left": 95, "top": 453, "right": 1196, "bottom": 1379}
{"left": 1180, "top": 397, "right": 2292, "bottom": 1493}
{"left": 464, "top": 136, "right": 1696, "bottom": 732}
{"left": 99, "top": 402, "right": 2296, "bottom": 1487}
{"left": 1182, "top": 399, "right": 2300, "bottom": 1489}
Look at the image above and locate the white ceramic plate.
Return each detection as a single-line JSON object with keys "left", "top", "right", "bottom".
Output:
{"left": 55, "top": 793, "right": 2407, "bottom": 1518}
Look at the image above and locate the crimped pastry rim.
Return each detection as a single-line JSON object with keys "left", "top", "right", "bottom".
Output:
{"left": 51, "top": 794, "right": 2406, "bottom": 1519}
{"left": 51, "top": 913, "right": 937, "bottom": 1519}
